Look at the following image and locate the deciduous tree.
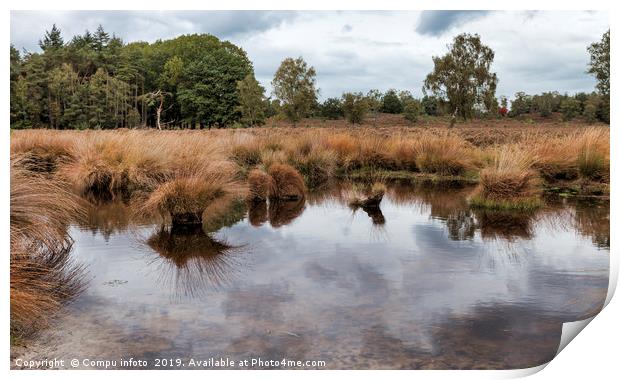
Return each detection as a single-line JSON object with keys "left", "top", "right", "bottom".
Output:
{"left": 272, "top": 57, "right": 318, "bottom": 123}
{"left": 423, "top": 33, "right": 498, "bottom": 119}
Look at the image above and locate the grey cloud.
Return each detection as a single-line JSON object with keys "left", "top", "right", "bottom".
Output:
{"left": 416, "top": 10, "right": 490, "bottom": 36}
{"left": 11, "top": 10, "right": 297, "bottom": 52}
{"left": 10, "top": 10, "right": 608, "bottom": 100}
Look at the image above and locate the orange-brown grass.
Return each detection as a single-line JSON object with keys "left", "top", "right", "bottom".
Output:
{"left": 59, "top": 131, "right": 169, "bottom": 198}
{"left": 141, "top": 161, "right": 246, "bottom": 226}
{"left": 383, "top": 135, "right": 418, "bottom": 170}
{"left": 267, "top": 163, "right": 306, "bottom": 200}
{"left": 470, "top": 146, "right": 542, "bottom": 211}
{"left": 10, "top": 159, "right": 85, "bottom": 336}
{"left": 11, "top": 130, "right": 76, "bottom": 173}
{"left": 348, "top": 182, "right": 387, "bottom": 208}
{"left": 285, "top": 137, "right": 337, "bottom": 187}
{"left": 526, "top": 128, "right": 609, "bottom": 182}
{"left": 248, "top": 169, "right": 272, "bottom": 201}
{"left": 574, "top": 128, "right": 610, "bottom": 181}
{"left": 412, "top": 133, "right": 477, "bottom": 176}
{"left": 230, "top": 135, "right": 263, "bottom": 168}
{"left": 527, "top": 134, "right": 579, "bottom": 181}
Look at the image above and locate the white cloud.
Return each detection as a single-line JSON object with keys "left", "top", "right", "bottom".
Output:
{"left": 10, "top": 10, "right": 609, "bottom": 100}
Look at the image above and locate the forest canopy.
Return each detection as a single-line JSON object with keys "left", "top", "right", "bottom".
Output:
{"left": 10, "top": 25, "right": 254, "bottom": 129}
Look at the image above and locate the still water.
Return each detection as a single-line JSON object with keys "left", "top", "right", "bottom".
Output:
{"left": 15, "top": 184, "right": 609, "bottom": 369}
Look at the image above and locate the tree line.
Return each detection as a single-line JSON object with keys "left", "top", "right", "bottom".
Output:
{"left": 10, "top": 26, "right": 610, "bottom": 129}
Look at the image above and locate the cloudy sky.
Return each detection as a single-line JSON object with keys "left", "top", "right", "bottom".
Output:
{"left": 10, "top": 10, "right": 609, "bottom": 100}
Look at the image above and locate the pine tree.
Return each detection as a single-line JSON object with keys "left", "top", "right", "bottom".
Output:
{"left": 39, "top": 24, "right": 64, "bottom": 51}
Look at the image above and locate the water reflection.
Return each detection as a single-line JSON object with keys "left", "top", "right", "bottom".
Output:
{"left": 14, "top": 182, "right": 609, "bottom": 370}
{"left": 474, "top": 209, "right": 535, "bottom": 241}
{"left": 145, "top": 225, "right": 243, "bottom": 298}
{"left": 574, "top": 199, "right": 610, "bottom": 248}
{"left": 268, "top": 198, "right": 306, "bottom": 228}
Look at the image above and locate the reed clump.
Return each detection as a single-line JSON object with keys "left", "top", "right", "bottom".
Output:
{"left": 348, "top": 182, "right": 387, "bottom": 208}
{"left": 142, "top": 161, "right": 245, "bottom": 227}
{"left": 10, "top": 130, "right": 75, "bottom": 173}
{"left": 10, "top": 159, "right": 85, "bottom": 337}
{"left": 59, "top": 132, "right": 168, "bottom": 199}
{"left": 230, "top": 138, "right": 263, "bottom": 168}
{"left": 470, "top": 146, "right": 542, "bottom": 211}
{"left": 267, "top": 163, "right": 306, "bottom": 200}
{"left": 574, "top": 128, "right": 609, "bottom": 181}
{"left": 286, "top": 140, "right": 337, "bottom": 187}
{"left": 412, "top": 133, "right": 477, "bottom": 176}
{"left": 248, "top": 169, "right": 272, "bottom": 201}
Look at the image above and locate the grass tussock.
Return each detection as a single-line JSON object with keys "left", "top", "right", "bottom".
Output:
{"left": 267, "top": 163, "right": 306, "bottom": 201}
{"left": 11, "top": 130, "right": 76, "bottom": 173}
{"left": 412, "top": 133, "right": 477, "bottom": 176}
{"left": 10, "top": 125, "right": 610, "bottom": 220}
{"left": 10, "top": 160, "right": 85, "bottom": 337}
{"left": 286, "top": 140, "right": 337, "bottom": 187}
{"left": 470, "top": 146, "right": 542, "bottom": 211}
{"left": 248, "top": 169, "right": 272, "bottom": 201}
{"left": 348, "top": 182, "right": 387, "bottom": 208}
{"left": 574, "top": 128, "right": 609, "bottom": 181}
{"left": 141, "top": 161, "right": 245, "bottom": 226}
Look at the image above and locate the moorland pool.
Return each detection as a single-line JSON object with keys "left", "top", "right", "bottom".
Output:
{"left": 12, "top": 183, "right": 609, "bottom": 369}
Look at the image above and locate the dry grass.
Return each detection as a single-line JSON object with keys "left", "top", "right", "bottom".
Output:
{"left": 574, "top": 128, "right": 610, "bottom": 181}
{"left": 8, "top": 121, "right": 609, "bottom": 340}
{"left": 412, "top": 133, "right": 478, "bottom": 176}
{"left": 471, "top": 146, "right": 542, "bottom": 211}
{"left": 348, "top": 182, "right": 387, "bottom": 208}
{"left": 141, "top": 161, "right": 245, "bottom": 226}
{"left": 248, "top": 169, "right": 272, "bottom": 201}
{"left": 10, "top": 130, "right": 76, "bottom": 173}
{"left": 10, "top": 159, "right": 85, "bottom": 336}
{"left": 9, "top": 124, "right": 609, "bottom": 217}
{"left": 267, "top": 163, "right": 306, "bottom": 200}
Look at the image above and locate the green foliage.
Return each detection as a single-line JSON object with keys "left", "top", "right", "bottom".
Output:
{"left": 236, "top": 74, "right": 267, "bottom": 127}
{"left": 421, "top": 95, "right": 439, "bottom": 116}
{"left": 509, "top": 92, "right": 532, "bottom": 117}
{"left": 532, "top": 92, "right": 556, "bottom": 117}
{"left": 381, "top": 89, "right": 403, "bottom": 113}
{"left": 319, "top": 97, "right": 343, "bottom": 120}
{"left": 499, "top": 96, "right": 508, "bottom": 109}
{"left": 583, "top": 94, "right": 601, "bottom": 123}
{"left": 588, "top": 30, "right": 610, "bottom": 96}
{"left": 271, "top": 56, "right": 318, "bottom": 123}
{"left": 423, "top": 33, "right": 498, "bottom": 119}
{"left": 265, "top": 98, "right": 281, "bottom": 118}
{"left": 402, "top": 97, "right": 423, "bottom": 123}
{"left": 10, "top": 25, "right": 254, "bottom": 130}
{"left": 560, "top": 98, "right": 582, "bottom": 121}
{"left": 341, "top": 92, "right": 368, "bottom": 124}
{"left": 365, "top": 89, "right": 382, "bottom": 124}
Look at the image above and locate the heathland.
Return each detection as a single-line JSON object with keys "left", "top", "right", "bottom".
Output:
{"left": 9, "top": 115, "right": 610, "bottom": 347}
{"left": 9, "top": 24, "right": 610, "bottom": 350}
